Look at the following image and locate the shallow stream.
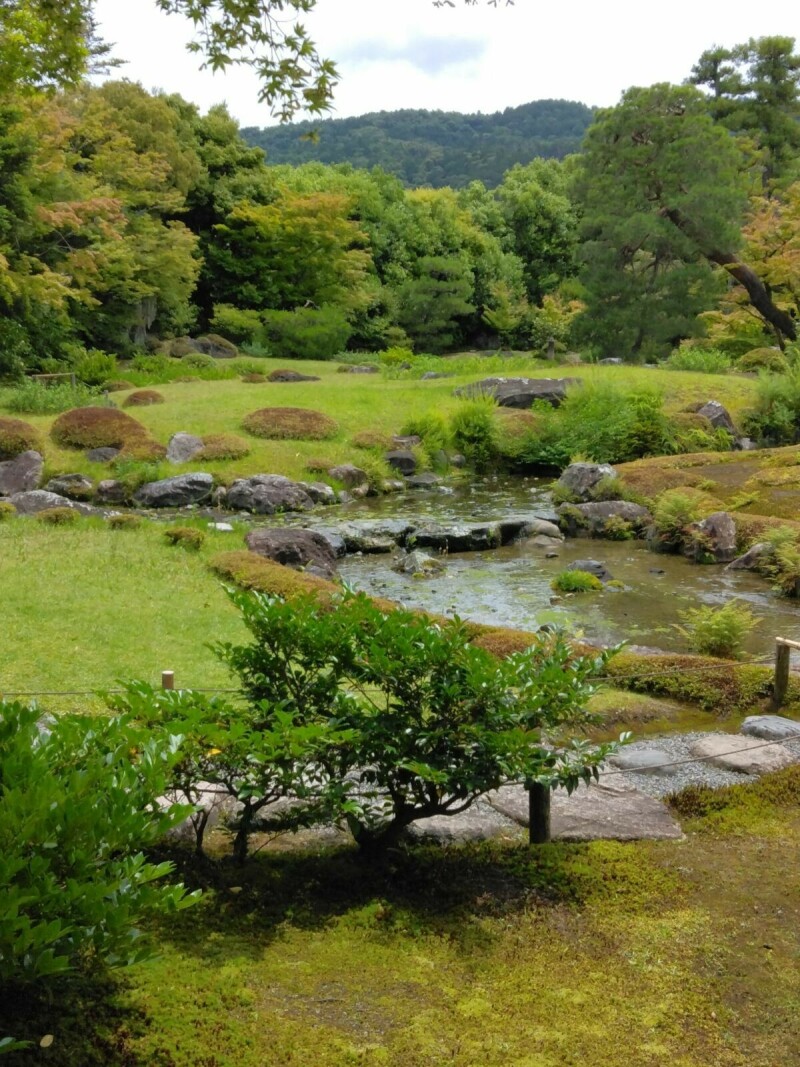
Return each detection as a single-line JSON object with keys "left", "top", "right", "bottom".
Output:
{"left": 301, "top": 475, "right": 800, "bottom": 659}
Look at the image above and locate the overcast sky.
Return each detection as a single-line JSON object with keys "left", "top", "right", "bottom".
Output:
{"left": 93, "top": 1, "right": 800, "bottom": 127}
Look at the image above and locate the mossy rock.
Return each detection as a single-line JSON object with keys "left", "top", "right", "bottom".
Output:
{"left": 0, "top": 417, "right": 42, "bottom": 460}
{"left": 198, "top": 433, "right": 251, "bottom": 461}
{"left": 242, "top": 407, "right": 339, "bottom": 441}
{"left": 122, "top": 389, "right": 165, "bottom": 408}
{"left": 51, "top": 407, "right": 150, "bottom": 451}
{"left": 672, "top": 412, "right": 714, "bottom": 432}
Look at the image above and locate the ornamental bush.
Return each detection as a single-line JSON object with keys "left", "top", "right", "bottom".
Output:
{"left": 122, "top": 389, "right": 165, "bottom": 407}
{"left": 51, "top": 407, "right": 149, "bottom": 450}
{"left": 197, "top": 433, "right": 251, "bottom": 461}
{"left": 242, "top": 407, "right": 339, "bottom": 441}
{"left": 0, "top": 418, "right": 42, "bottom": 460}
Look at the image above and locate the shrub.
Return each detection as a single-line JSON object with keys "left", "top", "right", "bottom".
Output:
{"left": 741, "top": 366, "right": 800, "bottom": 444}
{"left": 259, "top": 304, "right": 351, "bottom": 360}
{"left": 242, "top": 407, "right": 339, "bottom": 441}
{"left": 758, "top": 527, "right": 800, "bottom": 597}
{"left": 123, "top": 389, "right": 165, "bottom": 407}
{"left": 206, "top": 589, "right": 619, "bottom": 857}
{"left": 211, "top": 304, "right": 263, "bottom": 345}
{"left": 450, "top": 398, "right": 499, "bottom": 471}
{"left": 181, "top": 351, "right": 216, "bottom": 371}
{"left": 379, "top": 346, "right": 415, "bottom": 367}
{"left": 676, "top": 600, "right": 759, "bottom": 659}
{"left": 69, "top": 347, "right": 118, "bottom": 386}
{"left": 603, "top": 515, "right": 635, "bottom": 540}
{"left": 163, "top": 526, "right": 205, "bottom": 551}
{"left": 5, "top": 380, "right": 98, "bottom": 415}
{"left": 107, "top": 513, "right": 142, "bottom": 530}
{"left": 737, "top": 347, "right": 789, "bottom": 374}
{"left": 551, "top": 570, "right": 604, "bottom": 593}
{"left": 51, "top": 407, "right": 149, "bottom": 450}
{"left": 0, "top": 702, "right": 197, "bottom": 989}
{"left": 36, "top": 506, "right": 80, "bottom": 526}
{"left": 0, "top": 417, "right": 42, "bottom": 460}
{"left": 197, "top": 433, "right": 251, "bottom": 461}
{"left": 400, "top": 413, "right": 451, "bottom": 453}
{"left": 666, "top": 347, "right": 732, "bottom": 374}
{"left": 0, "top": 501, "right": 16, "bottom": 521}
{"left": 651, "top": 491, "right": 704, "bottom": 551}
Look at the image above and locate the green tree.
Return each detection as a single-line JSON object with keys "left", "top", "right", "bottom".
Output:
{"left": 396, "top": 255, "right": 475, "bottom": 352}
{"left": 574, "top": 83, "right": 796, "bottom": 356}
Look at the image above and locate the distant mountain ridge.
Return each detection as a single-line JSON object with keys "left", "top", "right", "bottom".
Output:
{"left": 241, "top": 99, "right": 595, "bottom": 188}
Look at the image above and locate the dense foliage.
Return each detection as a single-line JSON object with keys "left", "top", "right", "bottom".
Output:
{"left": 242, "top": 100, "right": 595, "bottom": 188}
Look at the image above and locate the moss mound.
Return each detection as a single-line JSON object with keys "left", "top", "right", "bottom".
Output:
{"left": 198, "top": 433, "right": 251, "bottom": 461}
{"left": 107, "top": 513, "right": 142, "bottom": 530}
{"left": 37, "top": 506, "right": 80, "bottom": 526}
{"left": 242, "top": 407, "right": 339, "bottom": 441}
{"left": 51, "top": 407, "right": 149, "bottom": 451}
{"left": 100, "top": 379, "right": 136, "bottom": 393}
{"left": 0, "top": 500, "right": 17, "bottom": 521}
{"left": 352, "top": 429, "right": 393, "bottom": 451}
{"left": 0, "top": 417, "right": 42, "bottom": 459}
{"left": 241, "top": 372, "right": 266, "bottom": 383}
{"left": 123, "top": 389, "right": 165, "bottom": 408}
{"left": 737, "top": 347, "right": 789, "bottom": 374}
{"left": 164, "top": 526, "right": 205, "bottom": 551}
{"left": 211, "top": 550, "right": 339, "bottom": 603}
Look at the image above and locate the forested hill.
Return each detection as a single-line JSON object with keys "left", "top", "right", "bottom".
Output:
{"left": 241, "top": 99, "right": 594, "bottom": 187}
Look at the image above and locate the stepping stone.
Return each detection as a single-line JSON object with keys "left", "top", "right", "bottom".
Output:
{"left": 740, "top": 715, "right": 800, "bottom": 742}
{"left": 487, "top": 780, "right": 683, "bottom": 841}
{"left": 406, "top": 799, "right": 522, "bottom": 844}
{"left": 607, "top": 747, "right": 676, "bottom": 777}
{"left": 690, "top": 735, "right": 798, "bottom": 775}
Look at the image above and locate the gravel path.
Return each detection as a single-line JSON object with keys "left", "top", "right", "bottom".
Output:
{"left": 604, "top": 730, "right": 800, "bottom": 798}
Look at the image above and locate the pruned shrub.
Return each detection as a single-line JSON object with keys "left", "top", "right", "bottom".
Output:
{"left": 666, "top": 347, "right": 732, "bottom": 374}
{"left": 676, "top": 600, "right": 759, "bottom": 659}
{"left": 211, "top": 304, "right": 263, "bottom": 345}
{"left": 123, "top": 389, "right": 165, "bottom": 408}
{"left": 551, "top": 569, "right": 603, "bottom": 593}
{"left": 107, "top": 513, "right": 142, "bottom": 530}
{"left": 70, "top": 347, "right": 118, "bottom": 386}
{"left": 181, "top": 352, "right": 216, "bottom": 371}
{"left": 0, "top": 417, "right": 42, "bottom": 459}
{"left": 737, "top": 347, "right": 789, "bottom": 374}
{"left": 198, "top": 433, "right": 251, "bottom": 461}
{"left": 51, "top": 407, "right": 149, "bottom": 450}
{"left": 164, "top": 526, "right": 205, "bottom": 550}
{"left": 37, "top": 506, "right": 80, "bottom": 526}
{"left": 305, "top": 457, "right": 332, "bottom": 474}
{"left": 0, "top": 501, "right": 16, "bottom": 521}
{"left": 242, "top": 407, "right": 339, "bottom": 441}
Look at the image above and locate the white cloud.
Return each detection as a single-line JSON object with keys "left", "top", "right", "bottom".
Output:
{"left": 92, "top": 0, "right": 800, "bottom": 126}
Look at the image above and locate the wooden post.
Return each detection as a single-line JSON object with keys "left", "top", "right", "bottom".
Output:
{"left": 161, "top": 670, "right": 175, "bottom": 691}
{"left": 772, "top": 639, "right": 792, "bottom": 710}
{"left": 527, "top": 781, "right": 551, "bottom": 845}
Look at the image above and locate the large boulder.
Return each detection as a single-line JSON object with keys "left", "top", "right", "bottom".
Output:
{"left": 245, "top": 528, "right": 339, "bottom": 579}
{"left": 385, "top": 450, "right": 417, "bottom": 476}
{"left": 337, "top": 520, "right": 415, "bottom": 554}
{"left": 328, "top": 464, "right": 369, "bottom": 489}
{"left": 391, "top": 549, "right": 447, "bottom": 578}
{"left": 740, "top": 715, "right": 800, "bottom": 742}
{"left": 0, "top": 450, "right": 43, "bottom": 496}
{"left": 191, "top": 333, "right": 238, "bottom": 359}
{"left": 134, "top": 473, "right": 214, "bottom": 508}
{"left": 726, "top": 543, "right": 767, "bottom": 571}
{"left": 557, "top": 500, "right": 652, "bottom": 537}
{"left": 556, "top": 462, "right": 618, "bottom": 502}
{"left": 412, "top": 523, "right": 502, "bottom": 553}
{"left": 499, "top": 516, "right": 564, "bottom": 544}
{"left": 226, "top": 474, "right": 315, "bottom": 515}
{"left": 9, "top": 490, "right": 94, "bottom": 516}
{"left": 695, "top": 400, "right": 736, "bottom": 436}
{"left": 166, "top": 432, "right": 204, "bottom": 465}
{"left": 690, "top": 735, "right": 798, "bottom": 775}
{"left": 43, "top": 473, "right": 94, "bottom": 501}
{"left": 85, "top": 446, "right": 120, "bottom": 464}
{"left": 300, "top": 481, "right": 336, "bottom": 506}
{"left": 683, "top": 511, "right": 737, "bottom": 563}
{"left": 96, "top": 479, "right": 127, "bottom": 505}
{"left": 267, "top": 368, "right": 321, "bottom": 382}
{"left": 566, "top": 559, "right": 613, "bottom": 582}
{"left": 454, "top": 376, "right": 580, "bottom": 409}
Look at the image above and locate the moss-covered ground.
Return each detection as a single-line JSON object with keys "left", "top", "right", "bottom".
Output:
{"left": 3, "top": 767, "right": 800, "bottom": 1067}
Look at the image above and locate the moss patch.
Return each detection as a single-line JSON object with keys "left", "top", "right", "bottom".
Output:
{"left": 242, "top": 406, "right": 339, "bottom": 441}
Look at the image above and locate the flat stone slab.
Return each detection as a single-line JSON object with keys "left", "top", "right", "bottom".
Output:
{"left": 740, "top": 715, "right": 800, "bottom": 742}
{"left": 487, "top": 780, "right": 684, "bottom": 841}
{"left": 690, "top": 734, "right": 798, "bottom": 775}
{"left": 406, "top": 799, "right": 522, "bottom": 844}
{"left": 607, "top": 748, "right": 677, "bottom": 777}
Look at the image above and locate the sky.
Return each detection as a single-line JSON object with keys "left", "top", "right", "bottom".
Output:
{"left": 93, "top": 0, "right": 800, "bottom": 128}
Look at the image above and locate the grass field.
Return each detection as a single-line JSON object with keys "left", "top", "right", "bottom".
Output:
{"left": 0, "top": 356, "right": 761, "bottom": 486}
